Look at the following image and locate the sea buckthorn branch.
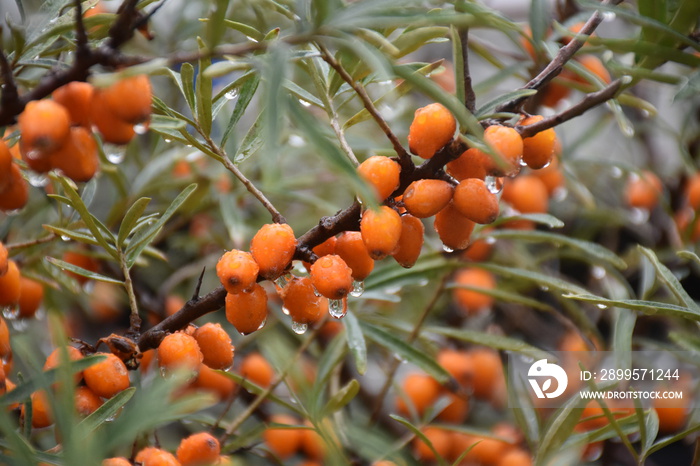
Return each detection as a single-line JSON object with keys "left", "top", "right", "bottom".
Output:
{"left": 496, "top": 0, "right": 625, "bottom": 113}
{"left": 72, "top": 0, "right": 89, "bottom": 58}
{"left": 515, "top": 78, "right": 623, "bottom": 138}
{"left": 0, "top": 35, "right": 20, "bottom": 113}
{"left": 459, "top": 28, "right": 477, "bottom": 114}
{"left": 317, "top": 43, "right": 414, "bottom": 173}
{"left": 200, "top": 133, "right": 287, "bottom": 224}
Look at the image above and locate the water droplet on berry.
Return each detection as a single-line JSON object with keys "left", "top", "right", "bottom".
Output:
{"left": 2, "top": 306, "right": 19, "bottom": 320}
{"left": 105, "top": 146, "right": 125, "bottom": 164}
{"left": 291, "top": 320, "right": 308, "bottom": 334}
{"left": 257, "top": 318, "right": 267, "bottom": 330}
{"left": 27, "top": 172, "right": 49, "bottom": 187}
{"left": 484, "top": 176, "right": 504, "bottom": 194}
{"left": 328, "top": 299, "right": 346, "bottom": 319}
{"left": 442, "top": 245, "right": 454, "bottom": 253}
{"left": 281, "top": 306, "right": 290, "bottom": 316}
{"left": 350, "top": 281, "right": 364, "bottom": 297}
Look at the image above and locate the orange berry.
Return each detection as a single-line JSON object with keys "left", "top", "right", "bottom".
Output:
{"left": 498, "top": 449, "right": 533, "bottom": 466}
{"left": 575, "top": 55, "right": 611, "bottom": 85}
{"left": 18, "top": 275, "right": 44, "bottom": 319}
{"left": 102, "top": 458, "right": 132, "bottom": 466}
{"left": 89, "top": 90, "right": 136, "bottom": 145}
{"left": 519, "top": 115, "right": 556, "bottom": 169}
{"left": 470, "top": 348, "right": 504, "bottom": 400}
{"left": 357, "top": 155, "right": 401, "bottom": 200}
{"left": 49, "top": 126, "right": 99, "bottom": 182}
{"left": 165, "top": 294, "right": 185, "bottom": 317}
{"left": 624, "top": 170, "right": 663, "bottom": 210}
{"left": 135, "top": 447, "right": 180, "bottom": 466}
{"left": 437, "top": 349, "right": 473, "bottom": 387}
{"left": 401, "top": 179, "right": 454, "bottom": 218}
{"left": 431, "top": 61, "right": 456, "bottom": 94}
{"left": 44, "top": 345, "right": 84, "bottom": 383}
{"left": 436, "top": 391, "right": 469, "bottom": 423}
{"left": 396, "top": 373, "right": 442, "bottom": 417}
{"left": 532, "top": 156, "right": 565, "bottom": 196}
{"left": 463, "top": 235, "right": 494, "bottom": 262}
{"left": 193, "top": 363, "right": 236, "bottom": 401}
{"left": 310, "top": 255, "right": 353, "bottom": 299}
{"left": 334, "top": 231, "right": 374, "bottom": 281}
{"left": 502, "top": 174, "right": 549, "bottom": 215}
{"left": 18, "top": 99, "right": 70, "bottom": 155}
{"left": 0, "top": 141, "right": 13, "bottom": 193}
{"left": 52, "top": 81, "right": 95, "bottom": 127}
{"left": 225, "top": 283, "right": 268, "bottom": 335}
{"left": 139, "top": 348, "right": 156, "bottom": 373}
{"left": 413, "top": 426, "right": 453, "bottom": 462}
{"left": 158, "top": 332, "right": 203, "bottom": 373}
{"left": 303, "top": 236, "right": 337, "bottom": 271}
{"left": 100, "top": 75, "right": 152, "bottom": 125}
{"left": 562, "top": 21, "right": 589, "bottom": 45}
{"left": 467, "top": 435, "right": 511, "bottom": 465}
{"left": 0, "top": 316, "right": 10, "bottom": 359}
{"left": 264, "top": 414, "right": 303, "bottom": 459}
{"left": 0, "top": 260, "right": 21, "bottom": 307}
{"left": 453, "top": 268, "right": 496, "bottom": 315}
{"left": 686, "top": 173, "right": 700, "bottom": 211}
{"left": 250, "top": 223, "right": 297, "bottom": 280}
{"left": 84, "top": 352, "right": 130, "bottom": 398}
{"left": 540, "top": 79, "right": 572, "bottom": 108}
{"left": 453, "top": 178, "right": 500, "bottom": 224}
{"left": 300, "top": 424, "right": 326, "bottom": 460}
{"left": 482, "top": 125, "right": 524, "bottom": 177}
{"left": 408, "top": 103, "right": 456, "bottom": 159}
{"left": 0, "top": 164, "right": 29, "bottom": 212}
{"left": 216, "top": 249, "right": 259, "bottom": 294}
{"left": 74, "top": 386, "right": 103, "bottom": 417}
{"left": 280, "top": 276, "right": 326, "bottom": 326}
{"left": 0, "top": 242, "right": 6, "bottom": 277}
{"left": 447, "top": 147, "right": 491, "bottom": 181}
{"left": 360, "top": 206, "right": 403, "bottom": 260}
{"left": 392, "top": 214, "right": 424, "bottom": 268}
{"left": 655, "top": 389, "right": 689, "bottom": 433}
{"left": 177, "top": 432, "right": 221, "bottom": 466}
{"left": 434, "top": 201, "right": 476, "bottom": 250}
{"left": 520, "top": 26, "right": 537, "bottom": 60}
{"left": 62, "top": 250, "right": 100, "bottom": 285}
{"left": 27, "top": 390, "right": 53, "bottom": 428}
{"left": 239, "top": 352, "right": 274, "bottom": 388}
{"left": 577, "top": 401, "right": 608, "bottom": 432}
{"left": 193, "top": 323, "right": 234, "bottom": 370}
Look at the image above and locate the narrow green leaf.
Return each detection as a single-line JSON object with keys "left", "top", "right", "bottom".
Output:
{"left": 43, "top": 225, "right": 100, "bottom": 247}
{"left": 528, "top": 0, "right": 549, "bottom": 51}
{"left": 126, "top": 184, "right": 198, "bottom": 267}
{"left": 344, "top": 311, "right": 367, "bottom": 375}
{"left": 76, "top": 388, "right": 135, "bottom": 437}
{"left": 638, "top": 246, "right": 700, "bottom": 313}
{"left": 45, "top": 257, "right": 123, "bottom": 285}
{"left": 392, "top": 26, "right": 449, "bottom": 57}
{"left": 536, "top": 394, "right": 586, "bottom": 464}
{"left": 361, "top": 322, "right": 450, "bottom": 384}
{"left": 390, "top": 414, "right": 446, "bottom": 463}
{"left": 492, "top": 213, "right": 565, "bottom": 229}
{"left": 487, "top": 229, "right": 626, "bottom": 269}
{"left": 288, "top": 100, "right": 377, "bottom": 207}
{"left": 220, "top": 372, "right": 303, "bottom": 415}
{"left": 646, "top": 423, "right": 700, "bottom": 456}
{"left": 642, "top": 407, "right": 659, "bottom": 454}
{"left": 149, "top": 114, "right": 188, "bottom": 132}
{"left": 364, "top": 254, "right": 454, "bottom": 291}
{"left": 284, "top": 80, "right": 324, "bottom": 108}
{"left": 428, "top": 327, "right": 552, "bottom": 360}
{"left": 220, "top": 19, "right": 263, "bottom": 41}
{"left": 233, "top": 113, "right": 264, "bottom": 164}
{"left": 564, "top": 295, "right": 700, "bottom": 321}
{"left": 479, "top": 263, "right": 589, "bottom": 296}
{"left": 196, "top": 38, "right": 213, "bottom": 136}
{"left": 344, "top": 61, "right": 444, "bottom": 129}
{"left": 117, "top": 198, "right": 151, "bottom": 249}
{"left": 476, "top": 90, "right": 538, "bottom": 118}
{"left": 262, "top": 44, "right": 289, "bottom": 151}
{"left": 207, "top": 0, "right": 230, "bottom": 48}
{"left": 51, "top": 174, "right": 118, "bottom": 260}
{"left": 392, "top": 63, "right": 482, "bottom": 136}
{"left": 322, "top": 379, "right": 359, "bottom": 417}
{"left": 220, "top": 73, "right": 259, "bottom": 147}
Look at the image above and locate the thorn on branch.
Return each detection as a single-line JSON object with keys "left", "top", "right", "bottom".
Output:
{"left": 73, "top": 0, "right": 89, "bottom": 60}
{"left": 459, "top": 28, "right": 476, "bottom": 114}
{"left": 0, "top": 35, "right": 20, "bottom": 117}
{"left": 192, "top": 267, "right": 206, "bottom": 301}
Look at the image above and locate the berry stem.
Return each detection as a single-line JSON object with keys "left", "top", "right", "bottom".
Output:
{"left": 496, "top": 0, "right": 625, "bottom": 113}
{"left": 318, "top": 43, "right": 414, "bottom": 171}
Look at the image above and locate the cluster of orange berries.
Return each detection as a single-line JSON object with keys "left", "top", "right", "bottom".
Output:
{"left": 103, "top": 431, "right": 230, "bottom": 466}
{"left": 0, "top": 74, "right": 151, "bottom": 213}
